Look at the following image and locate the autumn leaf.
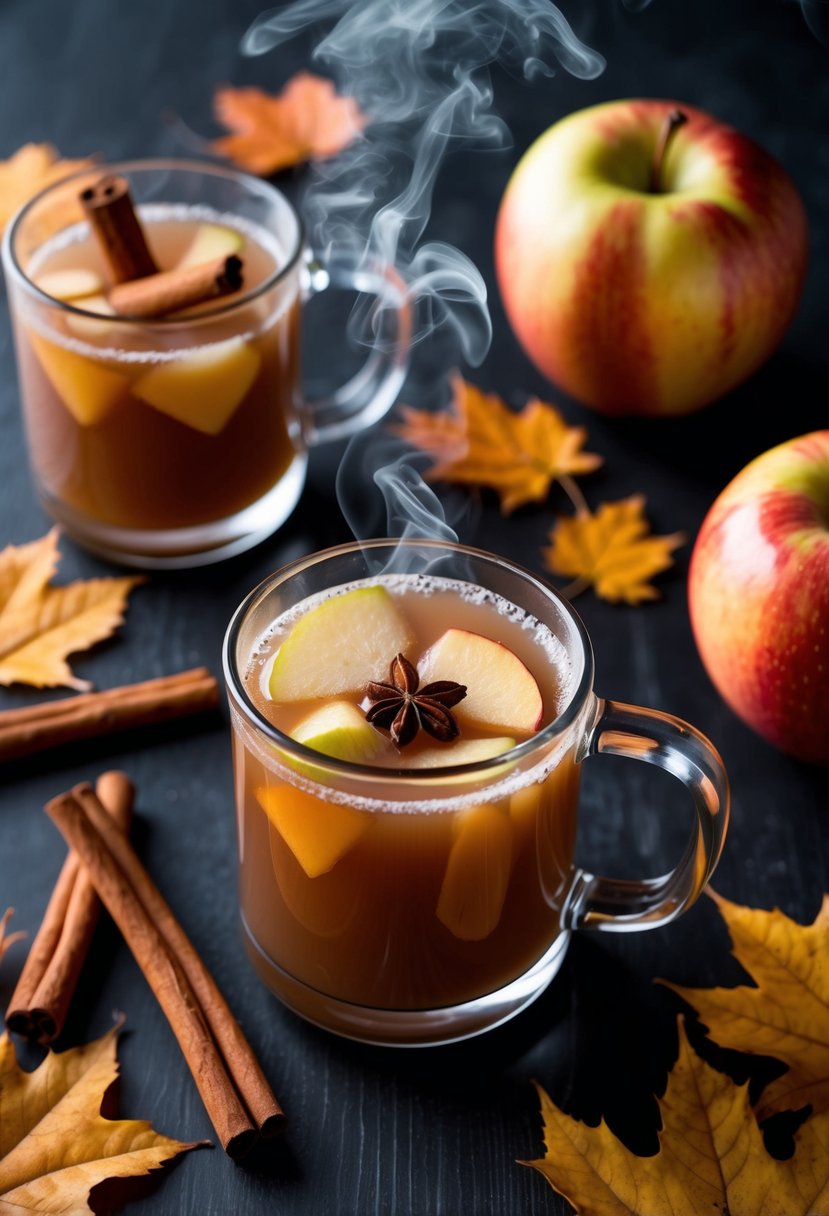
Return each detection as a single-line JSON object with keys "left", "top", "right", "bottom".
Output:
{"left": 662, "top": 890, "right": 829, "bottom": 1122}
{"left": 0, "top": 910, "right": 25, "bottom": 966}
{"left": 521, "top": 1020, "right": 829, "bottom": 1216}
{"left": 0, "top": 1021, "right": 205, "bottom": 1212}
{"left": 0, "top": 144, "right": 96, "bottom": 236}
{"left": 211, "top": 72, "right": 368, "bottom": 176}
{"left": 0, "top": 528, "right": 142, "bottom": 690}
{"left": 394, "top": 376, "right": 602, "bottom": 514}
{"left": 542, "top": 495, "right": 685, "bottom": 604}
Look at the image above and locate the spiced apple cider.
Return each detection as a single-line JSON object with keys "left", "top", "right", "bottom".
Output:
{"left": 7, "top": 170, "right": 301, "bottom": 560}
{"left": 232, "top": 570, "right": 584, "bottom": 1028}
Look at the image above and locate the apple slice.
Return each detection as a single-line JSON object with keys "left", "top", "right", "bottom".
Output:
{"left": 292, "top": 700, "right": 383, "bottom": 764}
{"left": 436, "top": 805, "right": 513, "bottom": 941}
{"left": 256, "top": 783, "right": 370, "bottom": 878}
{"left": 407, "top": 735, "right": 515, "bottom": 769}
{"left": 35, "top": 268, "right": 104, "bottom": 302}
{"left": 64, "top": 293, "right": 119, "bottom": 341}
{"left": 175, "top": 223, "right": 245, "bottom": 270}
{"left": 269, "top": 586, "right": 415, "bottom": 702}
{"left": 418, "top": 629, "right": 543, "bottom": 733}
{"left": 26, "top": 330, "right": 128, "bottom": 425}
{"left": 269, "top": 821, "right": 364, "bottom": 937}
{"left": 131, "top": 337, "right": 261, "bottom": 435}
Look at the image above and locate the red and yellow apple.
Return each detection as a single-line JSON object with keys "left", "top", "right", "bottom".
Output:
{"left": 688, "top": 431, "right": 829, "bottom": 764}
{"left": 495, "top": 99, "right": 809, "bottom": 416}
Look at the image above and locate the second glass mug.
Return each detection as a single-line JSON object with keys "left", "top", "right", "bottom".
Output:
{"left": 224, "top": 539, "right": 730, "bottom": 1047}
{"left": 1, "top": 158, "right": 411, "bottom": 568}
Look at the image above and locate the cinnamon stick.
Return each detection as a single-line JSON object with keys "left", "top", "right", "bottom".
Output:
{"left": 46, "top": 783, "right": 285, "bottom": 1157}
{"left": 108, "top": 254, "right": 244, "bottom": 319}
{"left": 6, "top": 772, "right": 134, "bottom": 1042}
{"left": 0, "top": 667, "right": 219, "bottom": 763}
{"left": 80, "top": 174, "right": 158, "bottom": 284}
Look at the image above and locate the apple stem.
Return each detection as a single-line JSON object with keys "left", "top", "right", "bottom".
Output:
{"left": 650, "top": 108, "right": 687, "bottom": 193}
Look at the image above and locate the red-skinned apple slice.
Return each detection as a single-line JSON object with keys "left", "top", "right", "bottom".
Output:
{"left": 417, "top": 628, "right": 543, "bottom": 733}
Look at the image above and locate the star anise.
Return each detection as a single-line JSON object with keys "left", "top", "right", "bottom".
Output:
{"left": 365, "top": 654, "right": 467, "bottom": 748}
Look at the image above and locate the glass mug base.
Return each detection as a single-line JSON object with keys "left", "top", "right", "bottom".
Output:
{"left": 35, "top": 453, "right": 308, "bottom": 570}
{"left": 240, "top": 912, "right": 573, "bottom": 1048}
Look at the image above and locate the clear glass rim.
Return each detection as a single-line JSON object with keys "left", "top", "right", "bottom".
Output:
{"left": 222, "top": 538, "right": 595, "bottom": 782}
{"left": 1, "top": 156, "right": 305, "bottom": 327}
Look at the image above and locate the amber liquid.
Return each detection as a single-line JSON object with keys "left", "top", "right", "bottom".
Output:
{"left": 14, "top": 208, "right": 300, "bottom": 532}
{"left": 234, "top": 575, "right": 582, "bottom": 1015}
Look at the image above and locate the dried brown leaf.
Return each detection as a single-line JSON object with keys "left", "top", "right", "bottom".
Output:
{"left": 0, "top": 529, "right": 142, "bottom": 690}
{"left": 522, "top": 1020, "right": 829, "bottom": 1215}
{"left": 542, "top": 495, "right": 685, "bottom": 604}
{"left": 211, "top": 72, "right": 368, "bottom": 175}
{"left": 0, "top": 1021, "right": 205, "bottom": 1212}
{"left": 0, "top": 144, "right": 96, "bottom": 236}
{"left": 663, "top": 891, "right": 829, "bottom": 1121}
{"left": 394, "top": 375, "right": 602, "bottom": 514}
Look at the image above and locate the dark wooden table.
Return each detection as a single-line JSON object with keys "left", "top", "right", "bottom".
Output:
{"left": 1, "top": 2, "right": 826, "bottom": 1212}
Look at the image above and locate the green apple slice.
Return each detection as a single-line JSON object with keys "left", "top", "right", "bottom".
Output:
{"left": 269, "top": 586, "right": 415, "bottom": 702}
{"left": 175, "top": 223, "right": 245, "bottom": 270}
{"left": 406, "top": 736, "right": 516, "bottom": 769}
{"left": 27, "top": 330, "right": 129, "bottom": 425}
{"left": 256, "top": 783, "right": 370, "bottom": 878}
{"left": 132, "top": 337, "right": 261, "bottom": 435}
{"left": 292, "top": 700, "right": 383, "bottom": 764}
{"left": 436, "top": 805, "right": 513, "bottom": 941}
{"left": 35, "top": 268, "right": 103, "bottom": 302}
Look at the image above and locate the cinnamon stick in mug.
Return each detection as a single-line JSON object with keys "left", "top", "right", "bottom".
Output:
{"left": 108, "top": 254, "right": 244, "bottom": 318}
{"left": 80, "top": 174, "right": 158, "bottom": 283}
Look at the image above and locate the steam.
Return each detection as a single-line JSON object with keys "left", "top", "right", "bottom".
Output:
{"left": 242, "top": 2, "right": 605, "bottom": 564}
{"left": 242, "top": 1, "right": 604, "bottom": 367}
{"left": 800, "top": 0, "right": 829, "bottom": 44}
{"left": 336, "top": 435, "right": 469, "bottom": 573}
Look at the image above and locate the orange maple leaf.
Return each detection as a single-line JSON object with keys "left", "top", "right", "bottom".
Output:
{"left": 0, "top": 529, "right": 142, "bottom": 690}
{"left": 0, "top": 1021, "right": 205, "bottom": 1208}
{"left": 211, "top": 72, "right": 368, "bottom": 176}
{"left": 0, "top": 144, "right": 96, "bottom": 236}
{"left": 663, "top": 890, "right": 829, "bottom": 1122}
{"left": 542, "top": 495, "right": 685, "bottom": 604}
{"left": 521, "top": 1019, "right": 829, "bottom": 1216}
{"left": 394, "top": 375, "right": 603, "bottom": 514}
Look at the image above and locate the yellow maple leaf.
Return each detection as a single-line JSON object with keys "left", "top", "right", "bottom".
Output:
{"left": 521, "top": 1020, "right": 829, "bottom": 1216}
{"left": 211, "top": 72, "right": 368, "bottom": 176}
{"left": 663, "top": 891, "right": 829, "bottom": 1122}
{"left": 0, "top": 143, "right": 96, "bottom": 236}
{"left": 0, "top": 529, "right": 142, "bottom": 690}
{"left": 542, "top": 495, "right": 685, "bottom": 604}
{"left": 0, "top": 909, "right": 25, "bottom": 966}
{"left": 394, "top": 375, "right": 603, "bottom": 514}
{"left": 0, "top": 1021, "right": 205, "bottom": 1211}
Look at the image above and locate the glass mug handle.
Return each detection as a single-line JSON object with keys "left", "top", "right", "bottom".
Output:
{"left": 563, "top": 699, "right": 730, "bottom": 931}
{"left": 299, "top": 251, "right": 412, "bottom": 444}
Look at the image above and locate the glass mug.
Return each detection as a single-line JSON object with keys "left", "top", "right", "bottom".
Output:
{"left": 223, "top": 539, "right": 730, "bottom": 1047}
{"left": 1, "top": 159, "right": 410, "bottom": 568}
